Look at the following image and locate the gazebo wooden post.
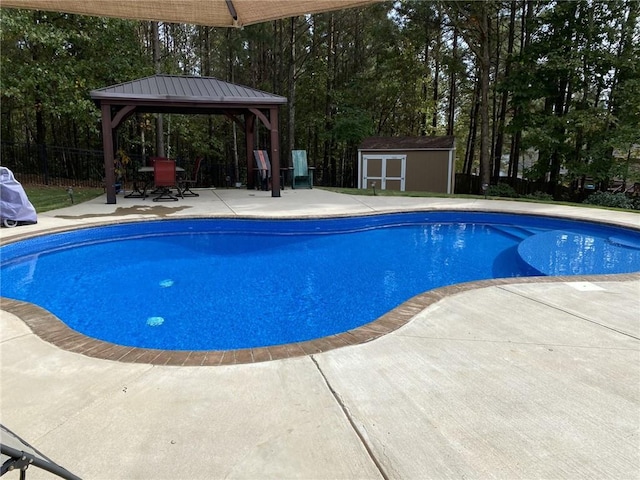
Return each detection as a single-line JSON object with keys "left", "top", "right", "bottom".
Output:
{"left": 101, "top": 104, "right": 117, "bottom": 204}
{"left": 269, "top": 106, "right": 280, "bottom": 197}
{"left": 245, "top": 112, "right": 255, "bottom": 189}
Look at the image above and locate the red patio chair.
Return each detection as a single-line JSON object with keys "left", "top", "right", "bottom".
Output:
{"left": 150, "top": 158, "right": 182, "bottom": 201}
{"left": 178, "top": 156, "right": 203, "bottom": 197}
{"left": 253, "top": 150, "right": 271, "bottom": 191}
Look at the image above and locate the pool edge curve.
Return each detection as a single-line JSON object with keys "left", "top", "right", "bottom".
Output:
{"left": 2, "top": 272, "right": 638, "bottom": 366}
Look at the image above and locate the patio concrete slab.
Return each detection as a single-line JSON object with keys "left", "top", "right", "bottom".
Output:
{"left": 315, "top": 280, "right": 640, "bottom": 479}
{"left": 501, "top": 280, "right": 640, "bottom": 338}
{"left": 0, "top": 313, "right": 152, "bottom": 442}
{"left": 1, "top": 190, "right": 639, "bottom": 479}
{"left": 17, "top": 355, "right": 380, "bottom": 479}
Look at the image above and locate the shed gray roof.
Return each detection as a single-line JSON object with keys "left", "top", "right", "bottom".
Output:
{"left": 90, "top": 74, "right": 287, "bottom": 106}
{"left": 360, "top": 136, "right": 455, "bottom": 151}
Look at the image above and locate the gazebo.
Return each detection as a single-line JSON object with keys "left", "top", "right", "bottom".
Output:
{"left": 90, "top": 74, "right": 288, "bottom": 203}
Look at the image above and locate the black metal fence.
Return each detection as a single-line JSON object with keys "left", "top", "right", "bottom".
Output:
{"left": 1, "top": 142, "right": 106, "bottom": 187}
{"left": 1, "top": 142, "right": 569, "bottom": 196}
{"left": 454, "top": 173, "right": 554, "bottom": 196}
{"left": 1, "top": 142, "right": 240, "bottom": 189}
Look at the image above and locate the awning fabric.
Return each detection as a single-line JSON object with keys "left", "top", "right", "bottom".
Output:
{"left": 0, "top": 0, "right": 380, "bottom": 27}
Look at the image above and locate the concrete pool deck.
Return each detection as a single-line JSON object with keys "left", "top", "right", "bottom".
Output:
{"left": 1, "top": 188, "right": 639, "bottom": 479}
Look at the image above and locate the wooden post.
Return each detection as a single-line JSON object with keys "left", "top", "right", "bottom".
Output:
{"left": 101, "top": 104, "right": 117, "bottom": 204}
{"left": 245, "top": 112, "right": 255, "bottom": 189}
{"left": 270, "top": 107, "right": 280, "bottom": 197}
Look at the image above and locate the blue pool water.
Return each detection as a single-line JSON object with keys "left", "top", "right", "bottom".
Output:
{"left": 2, "top": 211, "right": 639, "bottom": 351}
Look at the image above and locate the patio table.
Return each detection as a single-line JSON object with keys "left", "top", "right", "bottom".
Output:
{"left": 125, "top": 165, "right": 185, "bottom": 198}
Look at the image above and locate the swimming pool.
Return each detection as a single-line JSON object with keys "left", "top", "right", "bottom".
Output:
{"left": 2, "top": 211, "right": 639, "bottom": 351}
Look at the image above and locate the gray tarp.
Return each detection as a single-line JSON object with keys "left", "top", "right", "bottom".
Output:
{"left": 0, "top": 167, "right": 37, "bottom": 225}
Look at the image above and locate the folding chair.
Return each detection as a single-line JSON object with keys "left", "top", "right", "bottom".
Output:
{"left": 291, "top": 150, "right": 315, "bottom": 189}
{"left": 253, "top": 150, "right": 272, "bottom": 191}
{"left": 178, "top": 156, "right": 203, "bottom": 197}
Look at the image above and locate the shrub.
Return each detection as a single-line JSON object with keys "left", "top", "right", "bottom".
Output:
{"left": 582, "top": 191, "right": 638, "bottom": 210}
{"left": 486, "top": 183, "right": 519, "bottom": 198}
{"left": 524, "top": 191, "right": 553, "bottom": 201}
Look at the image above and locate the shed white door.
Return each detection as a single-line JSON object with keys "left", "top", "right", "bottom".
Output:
{"left": 362, "top": 155, "right": 406, "bottom": 191}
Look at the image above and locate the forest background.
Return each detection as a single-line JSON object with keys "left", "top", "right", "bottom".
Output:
{"left": 1, "top": 0, "right": 639, "bottom": 200}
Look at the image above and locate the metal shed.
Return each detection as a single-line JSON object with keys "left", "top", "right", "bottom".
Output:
{"left": 357, "top": 136, "right": 456, "bottom": 194}
{"left": 91, "top": 74, "right": 287, "bottom": 203}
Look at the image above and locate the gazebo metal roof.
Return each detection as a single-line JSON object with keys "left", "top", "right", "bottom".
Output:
{"left": 90, "top": 75, "right": 288, "bottom": 108}
{"left": 92, "top": 75, "right": 287, "bottom": 203}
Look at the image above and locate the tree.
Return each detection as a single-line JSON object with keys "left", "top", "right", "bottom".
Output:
{"left": 2, "top": 1, "right": 638, "bottom": 194}
{"left": 505, "top": 0, "right": 640, "bottom": 197}
{"left": 444, "top": 1, "right": 496, "bottom": 192}
{"left": 1, "top": 9, "right": 150, "bottom": 183}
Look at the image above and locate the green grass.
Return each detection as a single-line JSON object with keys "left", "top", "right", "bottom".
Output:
{"left": 319, "top": 187, "right": 640, "bottom": 212}
{"left": 24, "top": 186, "right": 104, "bottom": 213}
{"left": 321, "top": 187, "right": 471, "bottom": 198}
{"left": 323, "top": 186, "right": 560, "bottom": 201}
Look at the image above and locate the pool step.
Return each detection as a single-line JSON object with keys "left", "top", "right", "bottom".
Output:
{"left": 492, "top": 225, "right": 539, "bottom": 241}
{"left": 608, "top": 236, "right": 640, "bottom": 250}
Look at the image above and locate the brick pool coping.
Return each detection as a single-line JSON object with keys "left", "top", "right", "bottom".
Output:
{"left": 2, "top": 272, "right": 638, "bottom": 366}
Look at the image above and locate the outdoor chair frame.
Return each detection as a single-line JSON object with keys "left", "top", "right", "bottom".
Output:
{"left": 291, "top": 150, "right": 315, "bottom": 189}
{"left": 147, "top": 158, "right": 182, "bottom": 201}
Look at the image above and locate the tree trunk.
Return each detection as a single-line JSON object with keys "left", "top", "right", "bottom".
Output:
{"left": 478, "top": 7, "right": 491, "bottom": 191}
{"left": 30, "top": 12, "right": 49, "bottom": 184}
{"left": 509, "top": 0, "right": 533, "bottom": 181}
{"left": 446, "top": 28, "right": 458, "bottom": 136}
{"left": 324, "top": 13, "right": 336, "bottom": 186}
{"left": 493, "top": 1, "right": 516, "bottom": 179}
{"left": 421, "top": 16, "right": 429, "bottom": 135}
{"left": 152, "top": 21, "right": 165, "bottom": 157}
{"left": 288, "top": 17, "right": 297, "bottom": 159}
{"left": 464, "top": 78, "right": 480, "bottom": 176}
{"left": 432, "top": 21, "right": 440, "bottom": 136}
